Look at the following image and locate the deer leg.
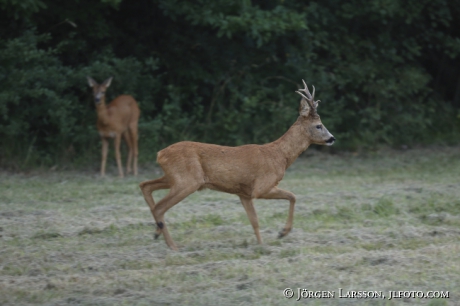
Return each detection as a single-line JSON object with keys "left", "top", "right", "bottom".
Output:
{"left": 123, "top": 131, "right": 133, "bottom": 174}
{"left": 139, "top": 177, "right": 170, "bottom": 239}
{"left": 129, "top": 123, "right": 139, "bottom": 176}
{"left": 114, "top": 134, "right": 124, "bottom": 178}
{"left": 258, "top": 187, "right": 296, "bottom": 238}
{"left": 239, "top": 196, "right": 262, "bottom": 244}
{"left": 153, "top": 184, "right": 199, "bottom": 251}
{"left": 101, "top": 138, "right": 109, "bottom": 177}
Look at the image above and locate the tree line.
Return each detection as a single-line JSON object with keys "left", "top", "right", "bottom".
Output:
{"left": 1, "top": 0, "right": 459, "bottom": 168}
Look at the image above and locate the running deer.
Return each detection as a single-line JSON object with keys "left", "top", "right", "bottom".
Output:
{"left": 87, "top": 76, "right": 140, "bottom": 178}
{"left": 139, "top": 80, "right": 335, "bottom": 250}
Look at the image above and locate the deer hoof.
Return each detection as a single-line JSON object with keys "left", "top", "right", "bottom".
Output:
{"left": 154, "top": 233, "right": 160, "bottom": 240}
{"left": 278, "top": 228, "right": 289, "bottom": 238}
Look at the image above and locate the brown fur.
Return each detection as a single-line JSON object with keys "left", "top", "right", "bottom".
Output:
{"left": 87, "top": 76, "right": 140, "bottom": 178}
{"left": 140, "top": 83, "right": 335, "bottom": 250}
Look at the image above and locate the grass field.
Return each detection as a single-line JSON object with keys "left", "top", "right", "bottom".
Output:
{"left": 1, "top": 147, "right": 459, "bottom": 305}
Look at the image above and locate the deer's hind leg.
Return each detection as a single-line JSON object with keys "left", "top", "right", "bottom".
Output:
{"left": 123, "top": 130, "right": 134, "bottom": 174}
{"left": 139, "top": 177, "right": 170, "bottom": 239}
{"left": 128, "top": 122, "right": 139, "bottom": 176}
{"left": 152, "top": 183, "right": 200, "bottom": 251}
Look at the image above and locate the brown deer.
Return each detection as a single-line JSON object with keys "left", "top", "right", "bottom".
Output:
{"left": 139, "top": 80, "right": 335, "bottom": 250}
{"left": 87, "top": 76, "right": 140, "bottom": 178}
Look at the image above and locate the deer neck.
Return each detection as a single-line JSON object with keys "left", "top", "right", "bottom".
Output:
{"left": 96, "top": 99, "right": 111, "bottom": 125}
{"left": 272, "top": 117, "right": 310, "bottom": 169}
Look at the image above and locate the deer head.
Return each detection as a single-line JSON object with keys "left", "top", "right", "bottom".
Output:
{"left": 296, "top": 80, "right": 335, "bottom": 146}
{"left": 87, "top": 76, "right": 113, "bottom": 104}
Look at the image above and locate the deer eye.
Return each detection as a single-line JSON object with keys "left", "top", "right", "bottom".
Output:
{"left": 316, "top": 125, "right": 322, "bottom": 129}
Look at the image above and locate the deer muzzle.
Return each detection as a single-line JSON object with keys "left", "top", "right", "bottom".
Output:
{"left": 326, "top": 136, "right": 336, "bottom": 146}
{"left": 94, "top": 92, "right": 104, "bottom": 103}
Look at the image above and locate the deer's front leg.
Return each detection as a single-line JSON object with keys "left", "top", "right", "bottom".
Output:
{"left": 239, "top": 196, "right": 262, "bottom": 244}
{"left": 114, "top": 134, "right": 124, "bottom": 178}
{"left": 258, "top": 187, "right": 296, "bottom": 238}
{"left": 101, "top": 137, "right": 109, "bottom": 177}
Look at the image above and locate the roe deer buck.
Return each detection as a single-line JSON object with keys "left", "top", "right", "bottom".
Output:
{"left": 139, "top": 80, "right": 335, "bottom": 250}
{"left": 87, "top": 76, "right": 140, "bottom": 178}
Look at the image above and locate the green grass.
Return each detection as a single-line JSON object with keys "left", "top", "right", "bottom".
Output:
{"left": 0, "top": 146, "right": 459, "bottom": 305}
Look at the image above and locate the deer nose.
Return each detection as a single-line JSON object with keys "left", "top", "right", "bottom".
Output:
{"left": 326, "top": 136, "right": 335, "bottom": 144}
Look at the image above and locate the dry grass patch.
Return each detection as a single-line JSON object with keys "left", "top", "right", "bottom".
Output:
{"left": 0, "top": 146, "right": 459, "bottom": 305}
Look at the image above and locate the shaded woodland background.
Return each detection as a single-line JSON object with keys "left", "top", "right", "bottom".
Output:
{"left": 1, "top": 0, "right": 460, "bottom": 169}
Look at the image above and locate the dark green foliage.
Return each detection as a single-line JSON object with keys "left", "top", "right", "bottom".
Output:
{"left": 0, "top": 0, "right": 460, "bottom": 168}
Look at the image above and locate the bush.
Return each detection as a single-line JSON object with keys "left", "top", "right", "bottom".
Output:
{"left": 1, "top": 0, "right": 460, "bottom": 169}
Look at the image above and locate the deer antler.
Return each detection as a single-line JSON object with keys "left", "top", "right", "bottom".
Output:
{"left": 295, "top": 79, "right": 321, "bottom": 109}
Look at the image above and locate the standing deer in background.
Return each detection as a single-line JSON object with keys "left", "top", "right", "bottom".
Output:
{"left": 140, "top": 80, "right": 335, "bottom": 251}
{"left": 87, "top": 76, "right": 140, "bottom": 178}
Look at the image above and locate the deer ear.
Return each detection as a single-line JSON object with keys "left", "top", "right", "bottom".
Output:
{"left": 102, "top": 77, "right": 113, "bottom": 88}
{"left": 87, "top": 76, "right": 97, "bottom": 87}
{"left": 299, "top": 98, "right": 311, "bottom": 117}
